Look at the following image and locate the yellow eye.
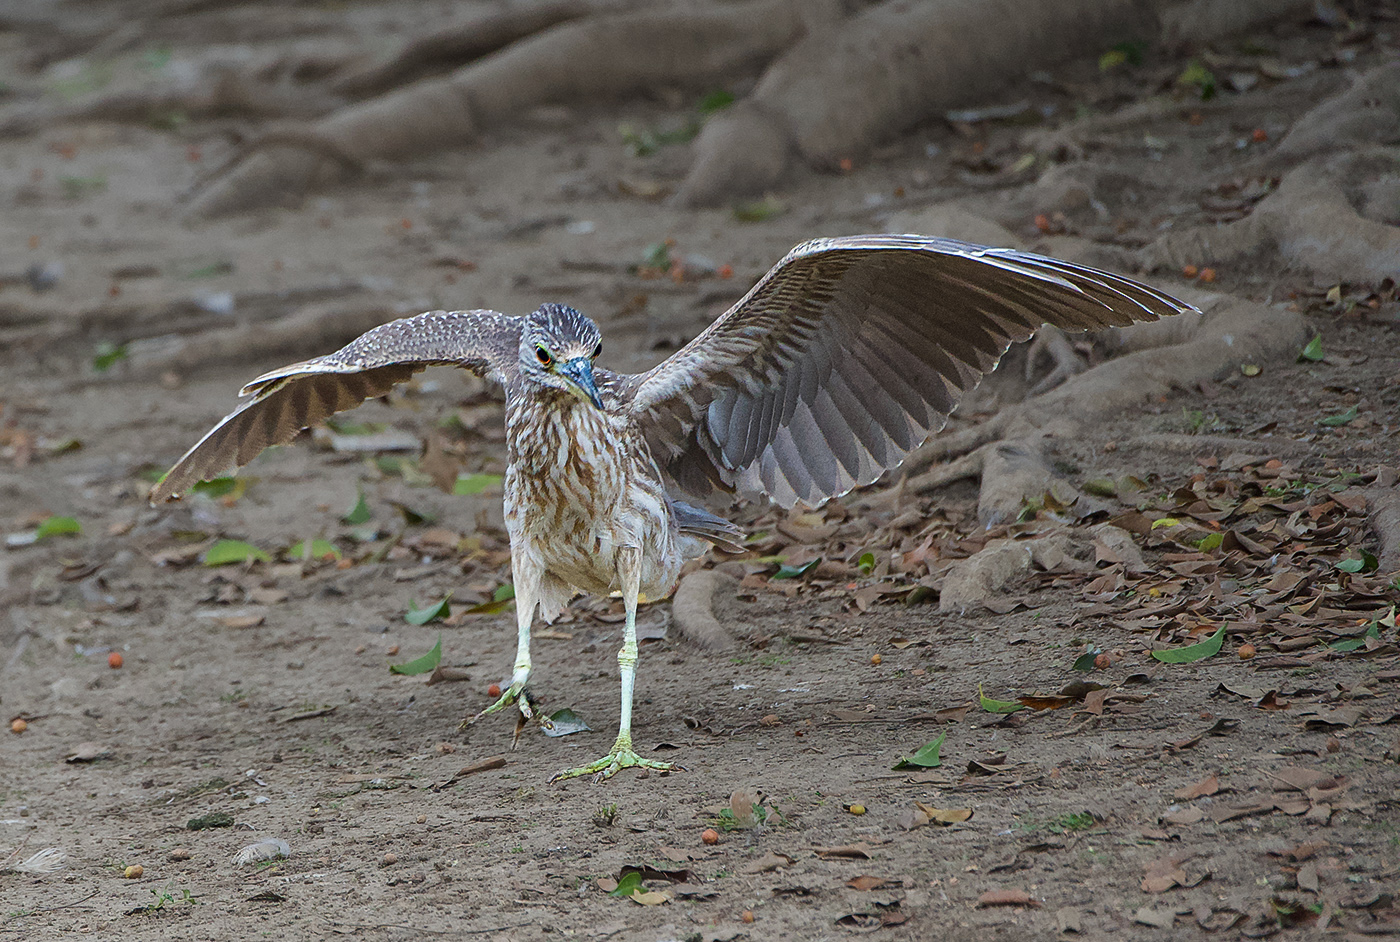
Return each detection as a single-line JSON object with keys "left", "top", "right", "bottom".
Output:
{"left": 535, "top": 346, "right": 553, "bottom": 367}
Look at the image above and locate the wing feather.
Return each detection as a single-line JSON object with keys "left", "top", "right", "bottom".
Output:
{"left": 619, "top": 235, "right": 1194, "bottom": 508}
{"left": 150, "top": 309, "right": 521, "bottom": 502}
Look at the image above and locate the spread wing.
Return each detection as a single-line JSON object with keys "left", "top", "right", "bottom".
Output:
{"left": 150, "top": 309, "right": 521, "bottom": 502}
{"left": 620, "top": 234, "right": 1196, "bottom": 508}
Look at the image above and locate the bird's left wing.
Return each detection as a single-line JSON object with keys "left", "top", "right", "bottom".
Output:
{"left": 150, "top": 309, "right": 521, "bottom": 502}
{"left": 619, "top": 234, "right": 1195, "bottom": 508}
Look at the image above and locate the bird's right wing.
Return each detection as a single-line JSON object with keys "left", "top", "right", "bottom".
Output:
{"left": 150, "top": 309, "right": 521, "bottom": 503}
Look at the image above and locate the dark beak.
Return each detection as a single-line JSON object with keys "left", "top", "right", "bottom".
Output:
{"left": 559, "top": 357, "right": 604, "bottom": 409}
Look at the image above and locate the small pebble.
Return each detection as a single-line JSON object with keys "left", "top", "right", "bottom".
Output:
{"left": 1094, "top": 653, "right": 1112, "bottom": 670}
{"left": 124, "top": 864, "right": 143, "bottom": 879}
{"left": 169, "top": 848, "right": 191, "bottom": 861}
{"left": 108, "top": 652, "right": 123, "bottom": 669}
{"left": 848, "top": 804, "right": 867, "bottom": 815}
{"left": 741, "top": 910, "right": 755, "bottom": 923}
{"left": 701, "top": 828, "right": 719, "bottom": 845}
{"left": 10, "top": 719, "right": 27, "bottom": 734}
{"left": 869, "top": 654, "right": 882, "bottom": 666}
{"left": 382, "top": 852, "right": 398, "bottom": 866}
{"left": 386, "top": 645, "right": 400, "bottom": 657}
{"left": 1325, "top": 736, "right": 1341, "bottom": 754}
{"left": 415, "top": 815, "right": 427, "bottom": 825}
{"left": 487, "top": 683, "right": 502, "bottom": 698}
{"left": 1238, "top": 643, "right": 1256, "bottom": 660}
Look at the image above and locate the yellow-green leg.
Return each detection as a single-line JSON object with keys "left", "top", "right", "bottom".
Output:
{"left": 551, "top": 547, "right": 679, "bottom": 783}
{"left": 461, "top": 546, "right": 543, "bottom": 735}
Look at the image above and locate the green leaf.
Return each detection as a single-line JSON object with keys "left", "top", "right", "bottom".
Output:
{"left": 1151, "top": 623, "right": 1226, "bottom": 663}
{"left": 405, "top": 596, "right": 451, "bottom": 625}
{"left": 192, "top": 477, "right": 246, "bottom": 500}
{"left": 389, "top": 500, "right": 435, "bottom": 526}
{"left": 1150, "top": 517, "right": 1180, "bottom": 530}
{"left": 1336, "top": 550, "right": 1377, "bottom": 574}
{"left": 492, "top": 584, "right": 515, "bottom": 603}
{"left": 1299, "top": 335, "right": 1324, "bottom": 362}
{"left": 609, "top": 871, "right": 643, "bottom": 898}
{"left": 1071, "top": 651, "right": 1100, "bottom": 672}
{"left": 389, "top": 634, "right": 442, "bottom": 675}
{"left": 342, "top": 491, "right": 371, "bottom": 525}
{"left": 1318, "top": 405, "right": 1358, "bottom": 427}
{"left": 640, "top": 241, "right": 672, "bottom": 269}
{"left": 1330, "top": 623, "right": 1381, "bottom": 652}
{"left": 1194, "top": 532, "right": 1224, "bottom": 552}
{"left": 324, "top": 418, "right": 386, "bottom": 436}
{"left": 978, "top": 683, "right": 1025, "bottom": 714}
{"left": 1099, "top": 48, "right": 1127, "bottom": 70}
{"left": 698, "top": 89, "right": 735, "bottom": 113}
{"left": 1177, "top": 60, "right": 1217, "bottom": 100}
{"left": 35, "top": 516, "right": 81, "bottom": 539}
{"left": 203, "top": 539, "right": 270, "bottom": 566}
{"left": 453, "top": 473, "right": 503, "bottom": 496}
{"left": 733, "top": 196, "right": 786, "bottom": 223}
{"left": 92, "top": 341, "right": 127, "bottom": 371}
{"left": 857, "top": 552, "right": 876, "bottom": 575}
{"left": 892, "top": 730, "right": 946, "bottom": 770}
{"left": 296, "top": 538, "right": 340, "bottom": 562}
{"left": 772, "top": 557, "right": 820, "bottom": 580}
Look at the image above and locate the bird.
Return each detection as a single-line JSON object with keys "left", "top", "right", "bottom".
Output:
{"left": 150, "top": 234, "right": 1194, "bottom": 782}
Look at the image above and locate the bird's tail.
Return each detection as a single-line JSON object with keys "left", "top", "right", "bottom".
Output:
{"left": 673, "top": 501, "right": 746, "bottom": 554}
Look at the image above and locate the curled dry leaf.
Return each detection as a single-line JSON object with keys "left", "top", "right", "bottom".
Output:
{"left": 898, "top": 800, "right": 974, "bottom": 830}
{"left": 846, "top": 875, "right": 888, "bottom": 891}
{"left": 1173, "top": 774, "right": 1221, "bottom": 800}
{"left": 741, "top": 851, "right": 793, "bottom": 874}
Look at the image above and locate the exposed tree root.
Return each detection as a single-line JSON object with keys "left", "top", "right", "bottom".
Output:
{"left": 677, "top": 0, "right": 1156, "bottom": 206}
{"left": 670, "top": 569, "right": 739, "bottom": 651}
{"left": 1262, "top": 62, "right": 1400, "bottom": 172}
{"left": 1366, "top": 484, "right": 1400, "bottom": 575}
{"left": 186, "top": 0, "right": 814, "bottom": 218}
{"left": 1145, "top": 150, "right": 1400, "bottom": 284}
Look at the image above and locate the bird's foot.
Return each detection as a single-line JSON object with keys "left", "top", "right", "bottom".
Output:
{"left": 461, "top": 683, "right": 544, "bottom": 734}
{"left": 549, "top": 733, "right": 682, "bottom": 784}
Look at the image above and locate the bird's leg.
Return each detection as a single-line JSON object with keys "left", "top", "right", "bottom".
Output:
{"left": 462, "top": 549, "right": 541, "bottom": 734}
{"left": 551, "top": 546, "right": 679, "bottom": 783}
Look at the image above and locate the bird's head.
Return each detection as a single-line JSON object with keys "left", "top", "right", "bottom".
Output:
{"left": 520, "top": 303, "right": 605, "bottom": 409}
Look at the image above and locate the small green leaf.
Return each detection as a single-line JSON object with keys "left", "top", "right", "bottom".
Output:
{"left": 1071, "top": 651, "right": 1100, "bottom": 672}
{"left": 892, "top": 730, "right": 946, "bottom": 769}
{"left": 1318, "top": 405, "right": 1359, "bottom": 427}
{"left": 35, "top": 516, "right": 81, "bottom": 539}
{"left": 1336, "top": 551, "right": 1376, "bottom": 574}
{"left": 609, "top": 871, "right": 643, "bottom": 898}
{"left": 1177, "top": 60, "right": 1217, "bottom": 100}
{"left": 1099, "top": 48, "right": 1127, "bottom": 70}
{"left": 772, "top": 558, "right": 820, "bottom": 580}
{"left": 203, "top": 539, "right": 270, "bottom": 566}
{"left": 296, "top": 538, "right": 340, "bottom": 562}
{"left": 978, "top": 683, "right": 1025, "bottom": 714}
{"left": 453, "top": 473, "right": 503, "bottom": 496}
{"left": 389, "top": 634, "right": 442, "bottom": 675}
{"left": 492, "top": 584, "right": 515, "bottom": 603}
{"left": 1330, "top": 623, "right": 1381, "bottom": 652}
{"left": 405, "top": 596, "right": 451, "bottom": 625}
{"left": 640, "top": 241, "right": 672, "bottom": 269}
{"left": 1195, "top": 532, "right": 1224, "bottom": 552}
{"left": 1150, "top": 517, "right": 1180, "bottom": 530}
{"left": 857, "top": 552, "right": 876, "bottom": 575}
{"left": 1151, "top": 623, "right": 1226, "bottom": 664}
{"left": 698, "top": 89, "right": 735, "bottom": 114}
{"left": 1299, "top": 335, "right": 1324, "bottom": 362}
{"left": 192, "top": 477, "right": 246, "bottom": 500}
{"left": 93, "top": 341, "right": 127, "bottom": 371}
{"left": 342, "top": 491, "right": 371, "bottom": 525}
{"left": 733, "top": 196, "right": 786, "bottom": 223}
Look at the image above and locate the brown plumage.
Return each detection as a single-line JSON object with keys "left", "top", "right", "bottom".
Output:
{"left": 151, "top": 234, "right": 1195, "bottom": 781}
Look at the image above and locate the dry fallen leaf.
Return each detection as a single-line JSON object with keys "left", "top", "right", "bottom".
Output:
{"left": 846, "top": 875, "right": 887, "bottom": 891}
{"left": 814, "top": 843, "right": 872, "bottom": 859}
{"left": 740, "top": 852, "right": 793, "bottom": 874}
{"left": 977, "top": 888, "right": 1040, "bottom": 908}
{"left": 1173, "top": 774, "right": 1221, "bottom": 800}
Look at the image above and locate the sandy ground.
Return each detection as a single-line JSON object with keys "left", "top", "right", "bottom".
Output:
{"left": 2, "top": 4, "right": 1399, "bottom": 941}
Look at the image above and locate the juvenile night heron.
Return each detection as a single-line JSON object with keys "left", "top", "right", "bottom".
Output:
{"left": 151, "top": 234, "right": 1193, "bottom": 782}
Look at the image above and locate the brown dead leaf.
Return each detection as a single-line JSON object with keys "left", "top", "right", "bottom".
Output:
{"left": 1174, "top": 774, "right": 1221, "bottom": 800}
{"left": 1162, "top": 807, "right": 1205, "bottom": 826}
{"left": 846, "top": 875, "right": 887, "bottom": 891}
{"left": 247, "top": 587, "right": 288, "bottom": 605}
{"left": 1269, "top": 767, "right": 1332, "bottom": 792}
{"left": 814, "top": 843, "right": 872, "bottom": 859}
{"left": 977, "top": 889, "right": 1040, "bottom": 908}
{"left": 218, "top": 613, "right": 265, "bottom": 629}
{"left": 740, "top": 852, "right": 792, "bottom": 874}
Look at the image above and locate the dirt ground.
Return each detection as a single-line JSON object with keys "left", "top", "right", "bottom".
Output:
{"left": 2, "top": 4, "right": 1399, "bottom": 941}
